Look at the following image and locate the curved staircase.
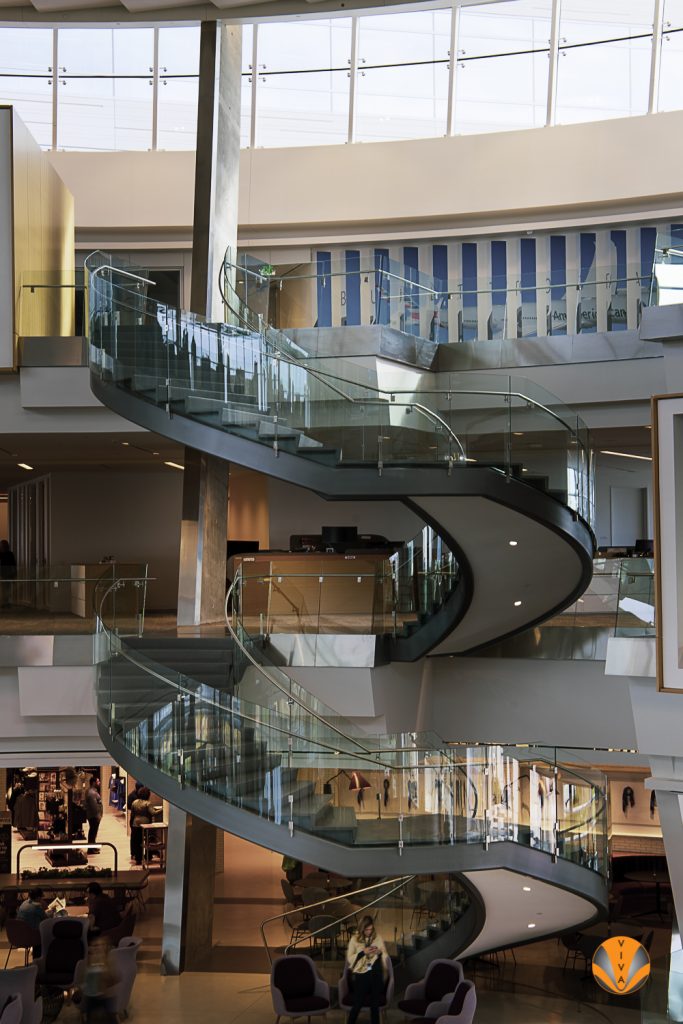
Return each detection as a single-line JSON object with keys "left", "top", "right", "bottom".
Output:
{"left": 88, "top": 252, "right": 606, "bottom": 957}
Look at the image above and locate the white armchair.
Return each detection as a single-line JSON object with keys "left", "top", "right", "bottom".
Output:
{"left": 0, "top": 965, "right": 42, "bottom": 1024}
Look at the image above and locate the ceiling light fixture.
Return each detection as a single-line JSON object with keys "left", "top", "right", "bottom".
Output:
{"left": 164, "top": 461, "right": 185, "bottom": 470}
{"left": 509, "top": 541, "right": 518, "bottom": 547}
{"left": 522, "top": 886, "right": 531, "bottom": 892}
{"left": 527, "top": 923, "right": 536, "bottom": 929}
{"left": 121, "top": 442, "right": 129, "bottom": 447}
{"left": 513, "top": 431, "right": 524, "bottom": 436}
{"left": 514, "top": 600, "right": 522, "bottom": 607}
{"left": 599, "top": 450, "right": 652, "bottom": 462}
{"left": 17, "top": 463, "right": 33, "bottom": 471}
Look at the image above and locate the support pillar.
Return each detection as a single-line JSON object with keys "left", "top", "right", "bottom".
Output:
{"left": 191, "top": 20, "right": 242, "bottom": 322}
{"left": 162, "top": 806, "right": 219, "bottom": 974}
{"left": 177, "top": 447, "right": 228, "bottom": 627}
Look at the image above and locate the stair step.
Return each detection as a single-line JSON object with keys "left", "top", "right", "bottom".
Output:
{"left": 258, "top": 422, "right": 299, "bottom": 440}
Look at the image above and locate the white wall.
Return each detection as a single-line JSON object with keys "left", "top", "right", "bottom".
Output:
{"left": 421, "top": 657, "right": 638, "bottom": 750}
{"left": 593, "top": 454, "right": 653, "bottom": 548}
{"left": 0, "top": 666, "right": 106, "bottom": 765}
{"left": 48, "top": 110, "right": 683, "bottom": 247}
{"left": 49, "top": 469, "right": 183, "bottom": 609}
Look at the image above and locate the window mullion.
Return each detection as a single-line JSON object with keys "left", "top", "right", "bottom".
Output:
{"left": 347, "top": 16, "right": 359, "bottom": 143}
{"left": 51, "top": 29, "right": 58, "bottom": 150}
{"left": 152, "top": 27, "right": 159, "bottom": 150}
{"left": 648, "top": 0, "right": 665, "bottom": 114}
{"left": 249, "top": 23, "right": 258, "bottom": 149}
{"left": 446, "top": 3, "right": 459, "bottom": 136}
{"left": 546, "top": 0, "right": 561, "bottom": 127}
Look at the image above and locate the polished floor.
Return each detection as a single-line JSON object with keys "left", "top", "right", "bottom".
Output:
{"left": 2, "top": 826, "right": 674, "bottom": 1023}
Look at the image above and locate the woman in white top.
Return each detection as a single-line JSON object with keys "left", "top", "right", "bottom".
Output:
{"left": 345, "top": 915, "right": 389, "bottom": 1024}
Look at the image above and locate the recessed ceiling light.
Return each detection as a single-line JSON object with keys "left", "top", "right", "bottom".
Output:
{"left": 121, "top": 442, "right": 129, "bottom": 447}
{"left": 152, "top": 452, "right": 160, "bottom": 456}
{"left": 164, "top": 461, "right": 185, "bottom": 470}
{"left": 522, "top": 468, "right": 528, "bottom": 472}
{"left": 513, "top": 431, "right": 524, "bottom": 436}
{"left": 600, "top": 450, "right": 652, "bottom": 462}
{"left": 514, "top": 600, "right": 522, "bottom": 607}
{"left": 17, "top": 463, "right": 33, "bottom": 471}
{"left": 509, "top": 540, "right": 518, "bottom": 547}
{"left": 527, "top": 922, "right": 536, "bottom": 929}
{"left": 522, "top": 886, "right": 531, "bottom": 892}
{"left": 578, "top": 598, "right": 584, "bottom": 603}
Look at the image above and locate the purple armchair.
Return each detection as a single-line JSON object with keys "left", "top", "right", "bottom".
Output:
{"left": 270, "top": 954, "right": 331, "bottom": 1023}
{"left": 398, "top": 959, "right": 463, "bottom": 1017}
{"left": 408, "top": 980, "right": 477, "bottom": 1024}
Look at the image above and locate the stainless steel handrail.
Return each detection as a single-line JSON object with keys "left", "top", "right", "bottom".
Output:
{"left": 224, "top": 572, "right": 379, "bottom": 759}
{"left": 259, "top": 874, "right": 414, "bottom": 965}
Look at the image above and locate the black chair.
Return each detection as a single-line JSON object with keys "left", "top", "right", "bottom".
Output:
{"left": 398, "top": 959, "right": 463, "bottom": 1017}
{"left": 3, "top": 920, "right": 39, "bottom": 969}
{"left": 35, "top": 917, "right": 88, "bottom": 987}
{"left": 270, "top": 954, "right": 330, "bottom": 1023}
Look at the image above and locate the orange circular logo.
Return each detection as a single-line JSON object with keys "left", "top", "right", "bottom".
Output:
{"left": 591, "top": 936, "right": 651, "bottom": 995}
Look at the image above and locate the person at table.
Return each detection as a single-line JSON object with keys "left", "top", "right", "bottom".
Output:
{"left": 18, "top": 888, "right": 51, "bottom": 956}
{"left": 17, "top": 888, "right": 48, "bottom": 930}
{"left": 87, "top": 882, "right": 122, "bottom": 936}
{"left": 130, "top": 786, "right": 153, "bottom": 866}
{"left": 345, "top": 915, "right": 389, "bottom": 1024}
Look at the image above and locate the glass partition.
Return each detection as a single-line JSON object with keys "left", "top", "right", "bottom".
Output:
{"left": 651, "top": 229, "right": 683, "bottom": 305}
{"left": 0, "top": 564, "right": 148, "bottom": 636}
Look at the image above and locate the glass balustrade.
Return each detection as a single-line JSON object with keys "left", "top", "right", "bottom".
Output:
{"left": 230, "top": 251, "right": 652, "bottom": 344}
{"left": 260, "top": 871, "right": 471, "bottom": 974}
{"left": 0, "top": 563, "right": 148, "bottom": 636}
{"left": 651, "top": 230, "right": 683, "bottom": 306}
{"left": 94, "top": 578, "right": 607, "bottom": 874}
{"left": 86, "top": 251, "right": 594, "bottom": 527}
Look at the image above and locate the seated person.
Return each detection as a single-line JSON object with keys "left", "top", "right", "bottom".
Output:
{"left": 17, "top": 888, "right": 47, "bottom": 930}
{"left": 87, "top": 882, "right": 122, "bottom": 935}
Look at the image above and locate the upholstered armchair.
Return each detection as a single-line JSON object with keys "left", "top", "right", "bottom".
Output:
{"left": 397, "top": 959, "right": 463, "bottom": 1017}
{"left": 35, "top": 917, "right": 88, "bottom": 988}
{"left": 0, "top": 994, "right": 22, "bottom": 1024}
{"left": 0, "top": 965, "right": 42, "bottom": 1024}
{"left": 408, "top": 979, "right": 477, "bottom": 1024}
{"left": 270, "top": 954, "right": 331, "bottom": 1023}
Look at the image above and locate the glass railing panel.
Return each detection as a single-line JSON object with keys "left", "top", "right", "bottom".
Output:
{"left": 615, "top": 557, "right": 655, "bottom": 637}
{"left": 651, "top": 230, "right": 683, "bottom": 306}
{"left": 233, "top": 251, "right": 652, "bottom": 342}
{"left": 0, "top": 564, "right": 148, "bottom": 636}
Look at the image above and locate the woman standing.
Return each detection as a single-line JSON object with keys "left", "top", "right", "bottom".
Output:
{"left": 130, "top": 785, "right": 153, "bottom": 866}
{"left": 345, "top": 915, "right": 389, "bottom": 1024}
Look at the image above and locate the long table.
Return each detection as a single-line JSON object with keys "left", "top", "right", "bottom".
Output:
{"left": 0, "top": 870, "right": 149, "bottom": 900}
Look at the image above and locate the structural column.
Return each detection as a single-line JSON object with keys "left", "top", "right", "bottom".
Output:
{"left": 191, "top": 20, "right": 242, "bottom": 322}
{"left": 162, "top": 806, "right": 219, "bottom": 974}
{"left": 177, "top": 447, "right": 228, "bottom": 627}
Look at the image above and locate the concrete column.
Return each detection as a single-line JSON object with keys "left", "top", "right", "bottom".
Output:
{"left": 162, "top": 805, "right": 219, "bottom": 974}
{"left": 191, "top": 21, "right": 242, "bottom": 322}
{"left": 177, "top": 447, "right": 228, "bottom": 627}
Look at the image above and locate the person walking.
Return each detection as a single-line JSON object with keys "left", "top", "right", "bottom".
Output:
{"left": 85, "top": 775, "right": 103, "bottom": 853}
{"left": 345, "top": 915, "right": 389, "bottom": 1024}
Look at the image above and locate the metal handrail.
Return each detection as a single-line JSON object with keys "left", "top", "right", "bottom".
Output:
{"left": 221, "top": 254, "right": 587, "bottom": 451}
{"left": 235, "top": 256, "right": 649, "bottom": 300}
{"left": 225, "top": 573, "right": 379, "bottom": 759}
{"left": 260, "top": 875, "right": 414, "bottom": 965}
